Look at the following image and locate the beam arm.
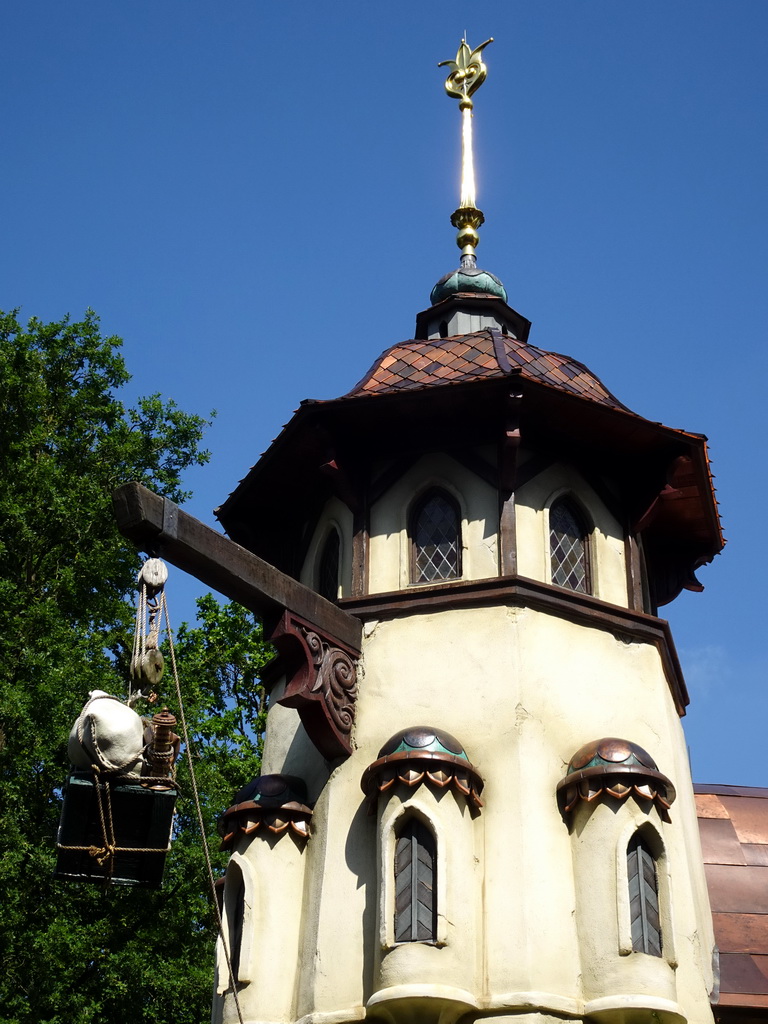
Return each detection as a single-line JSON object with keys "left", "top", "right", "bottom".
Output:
{"left": 112, "top": 481, "right": 362, "bottom": 654}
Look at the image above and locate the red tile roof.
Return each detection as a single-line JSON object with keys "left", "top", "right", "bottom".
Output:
{"left": 347, "top": 329, "right": 630, "bottom": 412}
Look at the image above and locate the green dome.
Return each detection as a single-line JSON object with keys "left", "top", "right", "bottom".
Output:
{"left": 430, "top": 266, "right": 508, "bottom": 305}
{"left": 567, "top": 738, "right": 658, "bottom": 775}
{"left": 231, "top": 773, "right": 308, "bottom": 806}
{"left": 377, "top": 726, "right": 468, "bottom": 761}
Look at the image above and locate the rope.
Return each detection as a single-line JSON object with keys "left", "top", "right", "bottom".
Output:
{"left": 67, "top": 559, "right": 245, "bottom": 1020}
{"left": 58, "top": 842, "right": 171, "bottom": 856}
{"left": 130, "top": 581, "right": 144, "bottom": 704}
{"left": 162, "top": 591, "right": 246, "bottom": 1024}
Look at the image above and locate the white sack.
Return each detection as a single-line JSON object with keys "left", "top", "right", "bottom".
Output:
{"left": 67, "top": 690, "right": 145, "bottom": 773}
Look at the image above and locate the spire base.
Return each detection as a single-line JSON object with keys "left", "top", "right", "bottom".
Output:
{"left": 451, "top": 206, "right": 484, "bottom": 256}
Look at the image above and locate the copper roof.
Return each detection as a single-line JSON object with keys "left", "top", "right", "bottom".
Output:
{"left": 696, "top": 784, "right": 768, "bottom": 1011}
{"left": 347, "top": 329, "right": 630, "bottom": 412}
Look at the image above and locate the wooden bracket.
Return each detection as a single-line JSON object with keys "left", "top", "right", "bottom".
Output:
{"left": 633, "top": 456, "right": 691, "bottom": 534}
{"left": 499, "top": 390, "right": 523, "bottom": 495}
{"left": 269, "top": 611, "right": 358, "bottom": 761}
{"left": 498, "top": 391, "right": 522, "bottom": 576}
{"left": 319, "top": 456, "right": 361, "bottom": 514}
{"left": 114, "top": 482, "right": 363, "bottom": 762}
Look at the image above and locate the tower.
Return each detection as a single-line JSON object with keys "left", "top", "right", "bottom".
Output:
{"left": 204, "top": 38, "right": 723, "bottom": 1024}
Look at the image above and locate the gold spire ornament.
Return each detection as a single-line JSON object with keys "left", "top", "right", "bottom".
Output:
{"left": 438, "top": 37, "right": 493, "bottom": 266}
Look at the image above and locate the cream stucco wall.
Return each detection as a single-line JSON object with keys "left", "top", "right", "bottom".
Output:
{"left": 301, "top": 497, "right": 355, "bottom": 599}
{"left": 304, "top": 455, "right": 631, "bottom": 611}
{"left": 516, "top": 462, "right": 628, "bottom": 606}
{"left": 213, "top": 837, "right": 306, "bottom": 1023}
{"left": 260, "top": 674, "right": 331, "bottom": 805}
{"left": 371, "top": 788, "right": 481, "bottom": 1015}
{"left": 368, "top": 454, "right": 499, "bottom": 594}
{"left": 214, "top": 600, "right": 715, "bottom": 1024}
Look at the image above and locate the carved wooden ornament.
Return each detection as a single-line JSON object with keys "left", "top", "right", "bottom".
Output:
{"left": 269, "top": 611, "right": 358, "bottom": 761}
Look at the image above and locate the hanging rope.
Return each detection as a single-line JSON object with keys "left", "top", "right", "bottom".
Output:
{"left": 162, "top": 589, "right": 246, "bottom": 1024}
{"left": 65, "top": 556, "right": 246, "bottom": 1020}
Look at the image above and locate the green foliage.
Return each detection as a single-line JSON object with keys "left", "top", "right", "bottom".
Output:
{"left": 0, "top": 311, "right": 268, "bottom": 1023}
{"left": 171, "top": 595, "right": 268, "bottom": 838}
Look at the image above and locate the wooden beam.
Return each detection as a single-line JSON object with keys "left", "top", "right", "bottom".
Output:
{"left": 499, "top": 390, "right": 521, "bottom": 576}
{"left": 112, "top": 482, "right": 362, "bottom": 653}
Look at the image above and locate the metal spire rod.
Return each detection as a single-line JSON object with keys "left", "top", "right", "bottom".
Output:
{"left": 438, "top": 37, "right": 493, "bottom": 267}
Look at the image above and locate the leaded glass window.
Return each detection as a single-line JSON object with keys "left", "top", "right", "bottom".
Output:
{"left": 549, "top": 498, "right": 589, "bottom": 593}
{"left": 318, "top": 529, "right": 340, "bottom": 602}
{"left": 411, "top": 490, "right": 461, "bottom": 584}
{"left": 628, "top": 833, "right": 662, "bottom": 957}
{"left": 394, "top": 819, "right": 436, "bottom": 943}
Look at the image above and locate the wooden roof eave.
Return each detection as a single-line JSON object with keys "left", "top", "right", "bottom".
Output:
{"left": 507, "top": 378, "right": 724, "bottom": 560}
{"left": 216, "top": 374, "right": 723, "bottom": 566}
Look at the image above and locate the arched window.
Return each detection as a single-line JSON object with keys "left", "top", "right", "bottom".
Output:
{"left": 318, "top": 529, "right": 340, "bottom": 602}
{"left": 627, "top": 833, "right": 662, "bottom": 957}
{"left": 394, "top": 819, "right": 436, "bottom": 943}
{"left": 224, "top": 864, "right": 246, "bottom": 983}
{"left": 411, "top": 489, "right": 461, "bottom": 584}
{"left": 549, "top": 497, "right": 590, "bottom": 593}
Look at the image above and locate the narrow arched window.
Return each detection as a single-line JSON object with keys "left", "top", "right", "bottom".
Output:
{"left": 224, "top": 864, "right": 246, "bottom": 983}
{"left": 318, "top": 529, "right": 340, "bottom": 601}
{"left": 411, "top": 489, "right": 461, "bottom": 584}
{"left": 394, "top": 819, "right": 436, "bottom": 943}
{"left": 549, "top": 497, "right": 590, "bottom": 593}
{"left": 628, "top": 833, "right": 662, "bottom": 957}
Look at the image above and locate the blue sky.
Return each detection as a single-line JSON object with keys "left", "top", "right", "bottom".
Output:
{"left": 2, "top": 2, "right": 766, "bottom": 786}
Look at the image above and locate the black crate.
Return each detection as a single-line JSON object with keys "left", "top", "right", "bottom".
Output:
{"left": 54, "top": 771, "right": 177, "bottom": 888}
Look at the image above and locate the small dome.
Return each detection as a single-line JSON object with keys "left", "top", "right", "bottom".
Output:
{"left": 430, "top": 265, "right": 508, "bottom": 305}
{"left": 219, "top": 774, "right": 313, "bottom": 848}
{"left": 557, "top": 737, "right": 675, "bottom": 823}
{"left": 362, "top": 726, "right": 483, "bottom": 814}
{"left": 377, "top": 726, "right": 468, "bottom": 761}
{"left": 232, "top": 773, "right": 308, "bottom": 807}
{"left": 567, "top": 737, "right": 658, "bottom": 774}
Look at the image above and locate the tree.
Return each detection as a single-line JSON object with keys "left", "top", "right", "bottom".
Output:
{"left": 0, "top": 310, "right": 268, "bottom": 1023}
{"left": 171, "top": 594, "right": 268, "bottom": 831}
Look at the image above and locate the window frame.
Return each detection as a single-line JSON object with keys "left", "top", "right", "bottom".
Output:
{"left": 548, "top": 494, "right": 592, "bottom": 594}
{"left": 218, "top": 855, "right": 254, "bottom": 990}
{"left": 317, "top": 526, "right": 341, "bottom": 602}
{"left": 627, "top": 832, "right": 662, "bottom": 957}
{"left": 393, "top": 816, "right": 438, "bottom": 944}
{"left": 409, "top": 487, "right": 463, "bottom": 585}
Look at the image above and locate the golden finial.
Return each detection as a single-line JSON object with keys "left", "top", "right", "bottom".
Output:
{"left": 438, "top": 37, "right": 493, "bottom": 266}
